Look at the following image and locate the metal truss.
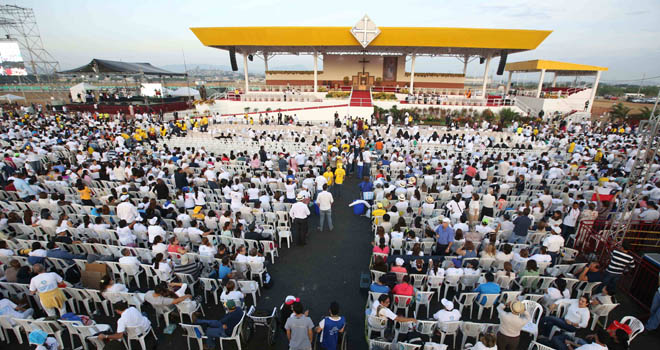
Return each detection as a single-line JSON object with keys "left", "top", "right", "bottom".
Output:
{"left": 0, "top": 4, "right": 59, "bottom": 80}
{"left": 604, "top": 90, "right": 660, "bottom": 244}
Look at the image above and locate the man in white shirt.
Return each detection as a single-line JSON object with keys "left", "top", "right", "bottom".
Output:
{"left": 118, "top": 249, "right": 141, "bottom": 270}
{"left": 639, "top": 203, "right": 660, "bottom": 223}
{"left": 29, "top": 264, "right": 66, "bottom": 317}
{"left": 97, "top": 302, "right": 151, "bottom": 342}
{"left": 481, "top": 188, "right": 496, "bottom": 219}
{"left": 289, "top": 194, "right": 311, "bottom": 245}
{"left": 542, "top": 226, "right": 565, "bottom": 264}
{"left": 116, "top": 194, "right": 140, "bottom": 223}
{"left": 316, "top": 184, "right": 334, "bottom": 231}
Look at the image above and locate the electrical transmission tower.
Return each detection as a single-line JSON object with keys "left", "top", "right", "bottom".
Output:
{"left": 0, "top": 4, "right": 59, "bottom": 80}
{"left": 604, "top": 90, "right": 660, "bottom": 246}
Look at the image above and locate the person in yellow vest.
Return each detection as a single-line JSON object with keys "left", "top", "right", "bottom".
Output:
{"left": 201, "top": 116, "right": 209, "bottom": 132}
{"left": 193, "top": 120, "right": 200, "bottom": 130}
{"left": 133, "top": 132, "right": 142, "bottom": 142}
{"left": 371, "top": 202, "right": 386, "bottom": 225}
{"left": 323, "top": 167, "right": 334, "bottom": 188}
{"left": 359, "top": 137, "right": 366, "bottom": 149}
{"left": 619, "top": 126, "right": 625, "bottom": 133}
{"left": 326, "top": 143, "right": 333, "bottom": 153}
{"left": 516, "top": 126, "right": 523, "bottom": 134}
{"left": 594, "top": 149, "right": 603, "bottom": 162}
{"left": 407, "top": 114, "right": 413, "bottom": 125}
{"left": 568, "top": 141, "right": 576, "bottom": 153}
{"left": 336, "top": 155, "right": 343, "bottom": 169}
{"left": 334, "top": 164, "right": 346, "bottom": 198}
{"left": 160, "top": 126, "right": 167, "bottom": 137}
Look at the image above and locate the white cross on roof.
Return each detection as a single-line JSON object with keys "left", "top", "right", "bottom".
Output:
{"left": 351, "top": 15, "right": 380, "bottom": 48}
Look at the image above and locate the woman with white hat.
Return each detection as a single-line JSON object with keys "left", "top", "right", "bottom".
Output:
{"left": 419, "top": 195, "right": 435, "bottom": 217}
{"left": 496, "top": 300, "right": 530, "bottom": 350}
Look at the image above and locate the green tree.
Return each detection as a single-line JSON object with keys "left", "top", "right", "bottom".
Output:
{"left": 638, "top": 106, "right": 659, "bottom": 120}
{"left": 609, "top": 103, "right": 631, "bottom": 121}
{"left": 498, "top": 108, "right": 520, "bottom": 126}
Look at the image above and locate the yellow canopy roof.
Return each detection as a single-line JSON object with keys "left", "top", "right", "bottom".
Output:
{"left": 190, "top": 26, "right": 552, "bottom": 55}
{"left": 505, "top": 60, "right": 608, "bottom": 74}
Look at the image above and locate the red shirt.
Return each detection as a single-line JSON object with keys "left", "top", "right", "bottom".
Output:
{"left": 372, "top": 246, "right": 390, "bottom": 255}
{"left": 392, "top": 283, "right": 414, "bottom": 296}
{"left": 466, "top": 166, "right": 477, "bottom": 178}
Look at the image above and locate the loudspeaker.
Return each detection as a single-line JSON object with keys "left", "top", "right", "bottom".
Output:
{"left": 229, "top": 47, "right": 238, "bottom": 71}
{"left": 248, "top": 54, "right": 253, "bottom": 62}
{"left": 496, "top": 50, "right": 508, "bottom": 75}
{"left": 479, "top": 56, "right": 485, "bottom": 64}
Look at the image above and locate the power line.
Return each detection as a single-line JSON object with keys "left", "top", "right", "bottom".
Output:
{"left": 600, "top": 75, "right": 660, "bottom": 83}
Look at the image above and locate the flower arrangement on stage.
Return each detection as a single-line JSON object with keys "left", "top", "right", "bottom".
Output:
{"left": 372, "top": 92, "right": 397, "bottom": 100}
{"left": 325, "top": 91, "right": 351, "bottom": 98}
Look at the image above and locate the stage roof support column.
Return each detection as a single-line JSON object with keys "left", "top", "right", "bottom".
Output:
{"left": 505, "top": 71, "right": 513, "bottom": 95}
{"left": 264, "top": 52, "right": 269, "bottom": 72}
{"left": 587, "top": 71, "right": 601, "bottom": 114}
{"left": 410, "top": 53, "right": 416, "bottom": 93}
{"left": 313, "top": 51, "right": 318, "bottom": 93}
{"left": 536, "top": 68, "right": 546, "bottom": 98}
{"left": 243, "top": 53, "right": 249, "bottom": 93}
{"left": 462, "top": 55, "right": 469, "bottom": 75}
{"left": 481, "top": 54, "right": 491, "bottom": 98}
{"left": 551, "top": 72, "right": 557, "bottom": 87}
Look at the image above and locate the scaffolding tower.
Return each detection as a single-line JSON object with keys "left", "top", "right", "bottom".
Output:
{"left": 604, "top": 90, "right": 660, "bottom": 246}
{"left": 0, "top": 4, "right": 59, "bottom": 80}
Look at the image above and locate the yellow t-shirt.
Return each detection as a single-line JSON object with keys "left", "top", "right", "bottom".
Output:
{"left": 78, "top": 187, "right": 92, "bottom": 200}
{"left": 201, "top": 117, "right": 208, "bottom": 125}
{"left": 323, "top": 171, "right": 334, "bottom": 185}
{"left": 568, "top": 142, "right": 576, "bottom": 153}
{"left": 334, "top": 168, "right": 346, "bottom": 184}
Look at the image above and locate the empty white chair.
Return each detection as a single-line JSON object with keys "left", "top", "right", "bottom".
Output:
{"left": 620, "top": 316, "right": 644, "bottom": 345}
{"left": 521, "top": 300, "right": 544, "bottom": 341}
{"left": 590, "top": 303, "right": 619, "bottom": 330}
{"left": 453, "top": 292, "right": 478, "bottom": 317}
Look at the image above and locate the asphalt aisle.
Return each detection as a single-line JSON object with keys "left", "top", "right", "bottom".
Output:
{"left": 247, "top": 175, "right": 372, "bottom": 350}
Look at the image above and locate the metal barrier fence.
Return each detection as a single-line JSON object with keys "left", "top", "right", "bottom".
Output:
{"left": 574, "top": 219, "right": 660, "bottom": 310}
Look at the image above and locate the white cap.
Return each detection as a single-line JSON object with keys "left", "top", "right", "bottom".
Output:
{"left": 442, "top": 218, "right": 451, "bottom": 223}
{"left": 149, "top": 217, "right": 158, "bottom": 225}
{"left": 395, "top": 258, "right": 404, "bottom": 266}
{"left": 441, "top": 298, "right": 454, "bottom": 311}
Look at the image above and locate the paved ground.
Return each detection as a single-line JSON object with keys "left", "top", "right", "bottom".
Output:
{"left": 7, "top": 175, "right": 660, "bottom": 350}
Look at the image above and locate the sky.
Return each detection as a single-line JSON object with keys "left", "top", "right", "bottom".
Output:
{"left": 14, "top": 0, "right": 660, "bottom": 84}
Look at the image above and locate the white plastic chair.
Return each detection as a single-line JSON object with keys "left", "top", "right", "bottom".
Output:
{"left": 237, "top": 280, "right": 260, "bottom": 306}
{"left": 443, "top": 274, "right": 461, "bottom": 299}
{"left": 415, "top": 291, "right": 434, "bottom": 319}
{"left": 0, "top": 315, "right": 24, "bottom": 344}
{"left": 366, "top": 315, "right": 387, "bottom": 339}
{"left": 437, "top": 321, "right": 460, "bottom": 349}
{"left": 590, "top": 303, "right": 619, "bottom": 330}
{"left": 278, "top": 230, "right": 292, "bottom": 248}
{"left": 176, "top": 300, "right": 205, "bottom": 323}
{"left": 521, "top": 300, "right": 544, "bottom": 341}
{"left": 427, "top": 275, "right": 444, "bottom": 301}
{"left": 620, "top": 316, "right": 644, "bottom": 345}
{"left": 247, "top": 261, "right": 266, "bottom": 286}
{"left": 392, "top": 294, "right": 413, "bottom": 317}
{"left": 368, "top": 339, "right": 392, "bottom": 349}
{"left": 474, "top": 293, "right": 499, "bottom": 319}
{"left": 528, "top": 341, "right": 556, "bottom": 350}
{"left": 460, "top": 322, "right": 483, "bottom": 350}
{"left": 217, "top": 311, "right": 245, "bottom": 350}
{"left": 453, "top": 292, "right": 478, "bottom": 318}
{"left": 179, "top": 323, "right": 206, "bottom": 350}
{"left": 123, "top": 325, "right": 157, "bottom": 350}
{"left": 200, "top": 277, "right": 222, "bottom": 304}
{"left": 261, "top": 240, "right": 278, "bottom": 264}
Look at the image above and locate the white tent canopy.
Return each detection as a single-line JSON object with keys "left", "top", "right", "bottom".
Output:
{"left": 170, "top": 87, "right": 200, "bottom": 98}
{"left": 0, "top": 94, "right": 26, "bottom": 102}
{"left": 70, "top": 82, "right": 100, "bottom": 103}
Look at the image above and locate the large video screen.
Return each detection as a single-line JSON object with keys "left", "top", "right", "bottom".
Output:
{"left": 0, "top": 40, "right": 27, "bottom": 76}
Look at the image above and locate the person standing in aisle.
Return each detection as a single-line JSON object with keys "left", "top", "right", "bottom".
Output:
{"left": 290, "top": 194, "right": 311, "bottom": 245}
{"left": 316, "top": 184, "right": 334, "bottom": 232}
